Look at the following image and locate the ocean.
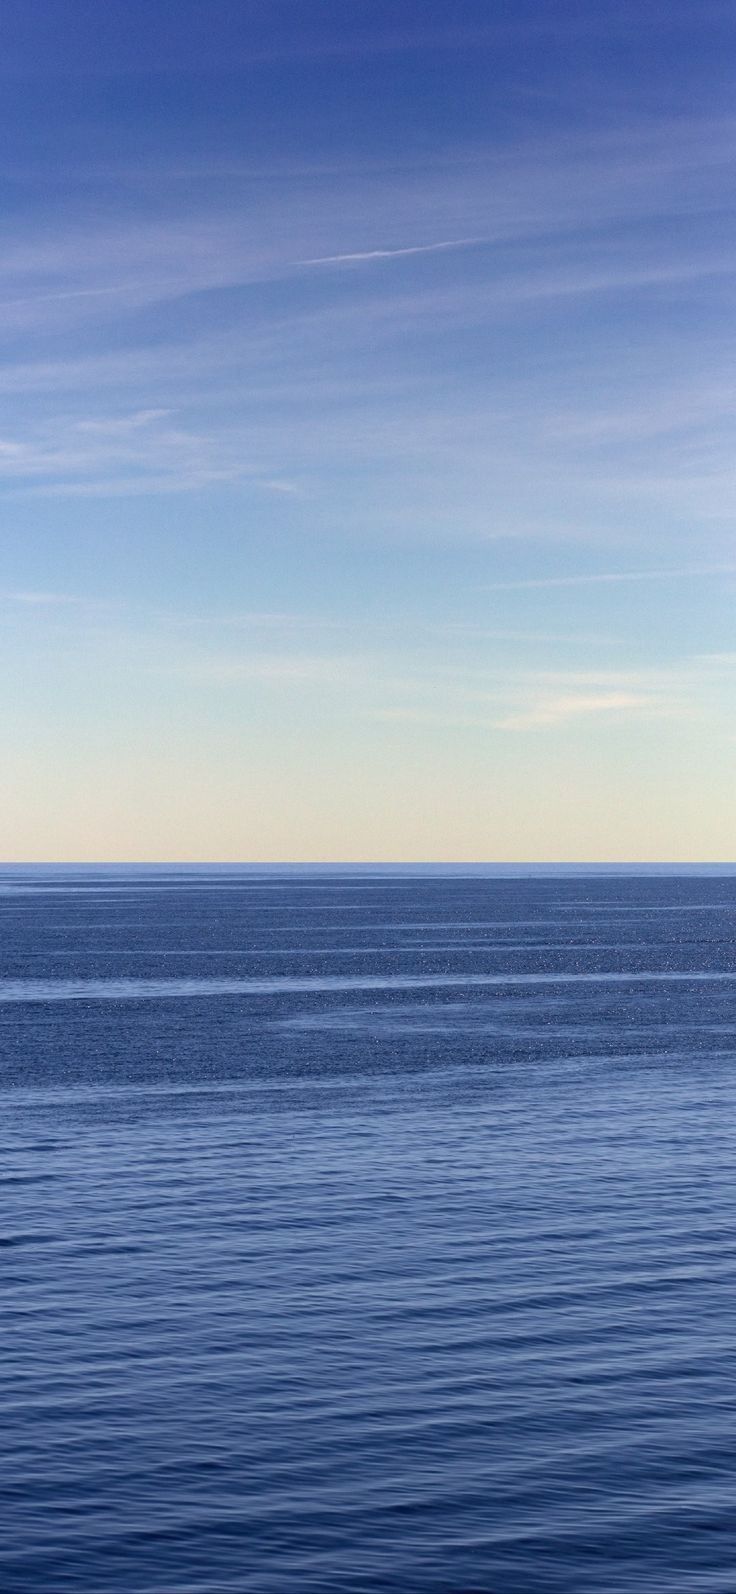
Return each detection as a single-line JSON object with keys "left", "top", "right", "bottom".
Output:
{"left": 2, "top": 869, "right": 736, "bottom": 1593}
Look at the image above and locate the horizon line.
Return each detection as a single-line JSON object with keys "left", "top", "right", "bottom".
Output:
{"left": 1, "top": 860, "right": 735, "bottom": 874}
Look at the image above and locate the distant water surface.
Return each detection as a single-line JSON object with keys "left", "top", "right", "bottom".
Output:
{"left": 3, "top": 871, "right": 736, "bottom": 1593}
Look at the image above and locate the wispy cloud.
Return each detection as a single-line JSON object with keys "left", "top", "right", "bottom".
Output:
{"left": 297, "top": 238, "right": 480, "bottom": 267}
{"left": 4, "top": 590, "right": 79, "bottom": 606}
{"left": 485, "top": 565, "right": 736, "bottom": 591}
{"left": 167, "top": 652, "right": 362, "bottom": 685}
{"left": 368, "top": 653, "right": 725, "bottom": 738}
{"left": 0, "top": 112, "right": 734, "bottom": 529}
{"left": 494, "top": 691, "right": 668, "bottom": 730}
{"left": 0, "top": 406, "right": 303, "bottom": 499}
{"left": 75, "top": 409, "right": 172, "bottom": 435}
{"left": 369, "top": 690, "right": 681, "bottom": 734}
{"left": 1, "top": 114, "right": 734, "bottom": 333}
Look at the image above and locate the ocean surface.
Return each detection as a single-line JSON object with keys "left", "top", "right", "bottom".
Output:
{"left": 2, "top": 869, "right": 736, "bottom": 1594}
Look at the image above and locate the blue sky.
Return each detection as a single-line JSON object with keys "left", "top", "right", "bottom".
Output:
{"left": 2, "top": 0, "right": 735, "bottom": 859}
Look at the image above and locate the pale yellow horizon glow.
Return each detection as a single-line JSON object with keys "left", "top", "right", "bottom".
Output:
{"left": 4, "top": 726, "right": 735, "bottom": 863}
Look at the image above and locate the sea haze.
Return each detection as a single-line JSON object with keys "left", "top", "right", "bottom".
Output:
{"left": 3, "top": 870, "right": 736, "bottom": 1593}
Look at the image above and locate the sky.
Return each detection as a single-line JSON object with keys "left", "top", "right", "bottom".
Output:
{"left": 1, "top": 0, "right": 735, "bottom": 861}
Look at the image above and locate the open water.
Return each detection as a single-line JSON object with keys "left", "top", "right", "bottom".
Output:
{"left": 2, "top": 869, "right": 736, "bottom": 1593}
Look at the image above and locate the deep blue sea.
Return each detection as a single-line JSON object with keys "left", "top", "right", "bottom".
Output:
{"left": 3, "top": 869, "right": 736, "bottom": 1594}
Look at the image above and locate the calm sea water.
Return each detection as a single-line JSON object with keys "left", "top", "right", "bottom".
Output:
{"left": 3, "top": 870, "right": 736, "bottom": 1593}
